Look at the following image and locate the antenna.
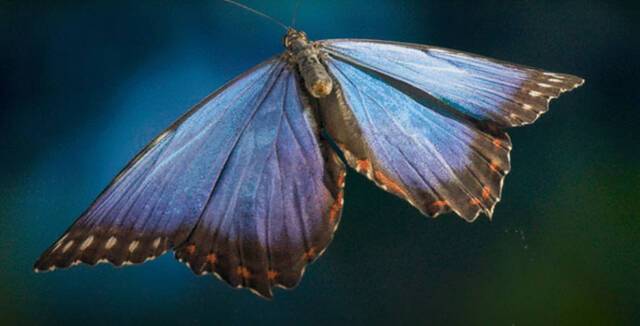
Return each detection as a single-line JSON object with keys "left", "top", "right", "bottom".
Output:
{"left": 291, "top": 0, "right": 304, "bottom": 28}
{"left": 222, "top": 0, "right": 290, "bottom": 31}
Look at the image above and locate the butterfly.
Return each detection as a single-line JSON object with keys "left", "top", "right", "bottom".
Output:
{"left": 34, "top": 2, "right": 584, "bottom": 298}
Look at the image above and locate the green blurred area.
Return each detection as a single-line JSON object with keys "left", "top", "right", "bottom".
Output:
{"left": 0, "top": 0, "right": 638, "bottom": 325}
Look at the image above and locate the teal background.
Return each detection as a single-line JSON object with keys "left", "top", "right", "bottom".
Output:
{"left": 1, "top": 0, "right": 638, "bottom": 325}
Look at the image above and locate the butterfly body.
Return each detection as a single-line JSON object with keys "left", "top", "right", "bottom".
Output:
{"left": 285, "top": 29, "right": 333, "bottom": 98}
{"left": 35, "top": 27, "right": 583, "bottom": 298}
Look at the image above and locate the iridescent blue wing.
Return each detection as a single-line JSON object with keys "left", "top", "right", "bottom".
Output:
{"left": 321, "top": 39, "right": 584, "bottom": 127}
{"left": 319, "top": 56, "right": 512, "bottom": 220}
{"left": 35, "top": 57, "right": 345, "bottom": 298}
{"left": 174, "top": 64, "right": 345, "bottom": 298}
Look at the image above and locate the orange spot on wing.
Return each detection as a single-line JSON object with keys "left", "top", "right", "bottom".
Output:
{"left": 185, "top": 244, "right": 196, "bottom": 255}
{"left": 374, "top": 171, "right": 408, "bottom": 197}
{"left": 469, "top": 198, "right": 481, "bottom": 206}
{"left": 489, "top": 161, "right": 500, "bottom": 173}
{"left": 206, "top": 253, "right": 217, "bottom": 265}
{"left": 236, "top": 266, "right": 251, "bottom": 279}
{"left": 432, "top": 200, "right": 448, "bottom": 208}
{"left": 337, "top": 172, "right": 346, "bottom": 188}
{"left": 482, "top": 186, "right": 491, "bottom": 200}
{"left": 267, "top": 270, "right": 279, "bottom": 281}
{"left": 303, "top": 247, "right": 317, "bottom": 261}
{"left": 493, "top": 139, "right": 503, "bottom": 148}
{"left": 328, "top": 191, "right": 344, "bottom": 224}
{"left": 355, "top": 159, "right": 372, "bottom": 174}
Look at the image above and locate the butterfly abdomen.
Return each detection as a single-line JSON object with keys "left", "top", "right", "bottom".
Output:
{"left": 285, "top": 29, "right": 333, "bottom": 98}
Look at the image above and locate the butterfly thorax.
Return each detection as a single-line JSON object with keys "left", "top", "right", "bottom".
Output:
{"left": 284, "top": 29, "right": 333, "bottom": 98}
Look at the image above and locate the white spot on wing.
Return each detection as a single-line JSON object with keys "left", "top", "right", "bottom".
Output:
{"left": 80, "top": 236, "right": 94, "bottom": 250}
{"left": 52, "top": 234, "right": 69, "bottom": 252}
{"left": 152, "top": 237, "right": 161, "bottom": 249}
{"left": 62, "top": 240, "right": 74, "bottom": 253}
{"left": 529, "top": 90, "right": 543, "bottom": 97}
{"left": 128, "top": 241, "right": 139, "bottom": 253}
{"left": 105, "top": 236, "right": 117, "bottom": 249}
{"left": 543, "top": 72, "right": 563, "bottom": 78}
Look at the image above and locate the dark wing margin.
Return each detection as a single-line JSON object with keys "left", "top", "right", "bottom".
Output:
{"left": 319, "top": 55, "right": 511, "bottom": 221}
{"left": 320, "top": 39, "right": 584, "bottom": 128}
{"left": 35, "top": 56, "right": 346, "bottom": 298}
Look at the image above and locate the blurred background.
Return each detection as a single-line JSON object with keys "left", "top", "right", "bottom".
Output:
{"left": 1, "top": 0, "right": 638, "bottom": 324}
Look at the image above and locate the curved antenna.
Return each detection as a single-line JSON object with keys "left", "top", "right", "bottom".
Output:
{"left": 291, "top": 0, "right": 305, "bottom": 28}
{"left": 223, "top": 0, "right": 289, "bottom": 31}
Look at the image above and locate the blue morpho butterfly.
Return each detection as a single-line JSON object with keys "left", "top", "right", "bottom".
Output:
{"left": 35, "top": 1, "right": 584, "bottom": 298}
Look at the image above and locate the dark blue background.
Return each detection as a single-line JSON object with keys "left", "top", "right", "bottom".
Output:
{"left": 1, "top": 0, "right": 638, "bottom": 324}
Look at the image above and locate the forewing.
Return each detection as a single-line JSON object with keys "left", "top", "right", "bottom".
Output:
{"left": 36, "top": 57, "right": 346, "bottom": 298}
{"left": 172, "top": 64, "right": 345, "bottom": 298}
{"left": 321, "top": 39, "right": 584, "bottom": 127}
{"left": 34, "top": 57, "right": 286, "bottom": 270}
{"left": 320, "top": 57, "right": 511, "bottom": 220}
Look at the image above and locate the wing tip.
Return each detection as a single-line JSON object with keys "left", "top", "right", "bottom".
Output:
{"left": 33, "top": 233, "right": 171, "bottom": 273}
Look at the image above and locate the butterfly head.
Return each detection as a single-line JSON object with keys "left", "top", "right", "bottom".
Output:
{"left": 283, "top": 28, "right": 308, "bottom": 51}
